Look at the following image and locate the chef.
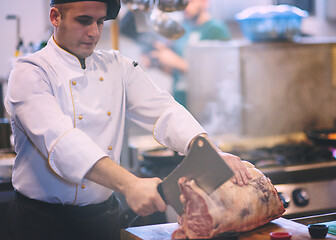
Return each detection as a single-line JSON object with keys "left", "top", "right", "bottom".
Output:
{"left": 4, "top": 0, "right": 251, "bottom": 239}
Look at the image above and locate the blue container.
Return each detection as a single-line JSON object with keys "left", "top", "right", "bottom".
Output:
{"left": 235, "top": 5, "right": 308, "bottom": 42}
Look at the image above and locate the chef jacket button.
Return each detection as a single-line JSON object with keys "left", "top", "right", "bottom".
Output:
{"left": 81, "top": 184, "right": 85, "bottom": 189}
{"left": 99, "top": 77, "right": 104, "bottom": 81}
{"left": 72, "top": 81, "right": 77, "bottom": 85}
{"left": 107, "top": 111, "right": 111, "bottom": 116}
{"left": 108, "top": 146, "right": 112, "bottom": 150}
{"left": 78, "top": 115, "right": 83, "bottom": 120}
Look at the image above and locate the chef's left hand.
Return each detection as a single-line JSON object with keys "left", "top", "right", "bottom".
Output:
{"left": 218, "top": 152, "right": 252, "bottom": 186}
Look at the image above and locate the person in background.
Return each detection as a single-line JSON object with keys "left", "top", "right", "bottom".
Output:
{"left": 145, "top": 0, "right": 231, "bottom": 107}
{"left": 5, "top": 0, "right": 250, "bottom": 239}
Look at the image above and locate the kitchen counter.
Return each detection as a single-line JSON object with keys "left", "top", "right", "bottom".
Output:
{"left": 292, "top": 213, "right": 336, "bottom": 226}
{"left": 121, "top": 217, "right": 336, "bottom": 240}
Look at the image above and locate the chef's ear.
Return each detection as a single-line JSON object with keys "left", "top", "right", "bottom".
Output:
{"left": 50, "top": 7, "right": 61, "bottom": 27}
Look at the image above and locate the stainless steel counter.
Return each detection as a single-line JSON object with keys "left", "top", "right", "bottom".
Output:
{"left": 292, "top": 212, "right": 336, "bottom": 225}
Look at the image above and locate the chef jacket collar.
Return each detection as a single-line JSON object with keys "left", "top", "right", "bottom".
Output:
{"left": 50, "top": 36, "right": 93, "bottom": 71}
{"left": 50, "top": 0, "right": 120, "bottom": 20}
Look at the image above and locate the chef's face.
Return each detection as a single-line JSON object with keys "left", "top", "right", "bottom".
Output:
{"left": 50, "top": 1, "right": 107, "bottom": 59}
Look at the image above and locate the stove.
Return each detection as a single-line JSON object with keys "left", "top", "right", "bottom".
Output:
{"left": 134, "top": 134, "right": 336, "bottom": 220}
{"left": 230, "top": 141, "right": 336, "bottom": 218}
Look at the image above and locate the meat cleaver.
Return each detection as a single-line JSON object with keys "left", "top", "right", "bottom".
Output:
{"left": 119, "top": 136, "right": 234, "bottom": 228}
{"left": 157, "top": 135, "right": 234, "bottom": 216}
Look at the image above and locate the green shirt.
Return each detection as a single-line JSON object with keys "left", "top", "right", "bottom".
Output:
{"left": 172, "top": 19, "right": 231, "bottom": 107}
{"left": 173, "top": 19, "right": 231, "bottom": 57}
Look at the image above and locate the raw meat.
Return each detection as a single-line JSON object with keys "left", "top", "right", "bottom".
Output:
{"left": 172, "top": 161, "right": 285, "bottom": 239}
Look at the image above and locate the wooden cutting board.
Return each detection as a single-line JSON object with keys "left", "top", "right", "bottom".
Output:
{"left": 120, "top": 217, "right": 336, "bottom": 240}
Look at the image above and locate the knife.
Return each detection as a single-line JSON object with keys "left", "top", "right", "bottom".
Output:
{"left": 157, "top": 135, "right": 234, "bottom": 216}
{"left": 120, "top": 136, "right": 234, "bottom": 227}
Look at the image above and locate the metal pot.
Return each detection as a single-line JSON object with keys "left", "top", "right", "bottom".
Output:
{"left": 122, "top": 0, "right": 155, "bottom": 12}
{"left": 150, "top": 8, "right": 185, "bottom": 39}
{"left": 158, "top": 0, "right": 188, "bottom": 12}
{"left": 122, "top": 0, "right": 188, "bottom": 12}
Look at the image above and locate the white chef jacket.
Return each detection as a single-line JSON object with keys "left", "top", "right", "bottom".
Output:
{"left": 5, "top": 37, "right": 205, "bottom": 206}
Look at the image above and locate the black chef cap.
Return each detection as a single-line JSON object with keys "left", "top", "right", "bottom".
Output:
{"left": 50, "top": 0, "right": 120, "bottom": 20}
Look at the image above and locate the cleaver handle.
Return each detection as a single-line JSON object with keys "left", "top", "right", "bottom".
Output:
{"left": 120, "top": 208, "right": 139, "bottom": 228}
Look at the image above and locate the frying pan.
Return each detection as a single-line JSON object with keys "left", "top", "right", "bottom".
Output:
{"left": 305, "top": 127, "right": 336, "bottom": 147}
{"left": 141, "top": 148, "right": 184, "bottom": 166}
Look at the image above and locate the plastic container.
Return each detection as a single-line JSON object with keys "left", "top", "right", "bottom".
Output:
{"left": 235, "top": 5, "right": 308, "bottom": 42}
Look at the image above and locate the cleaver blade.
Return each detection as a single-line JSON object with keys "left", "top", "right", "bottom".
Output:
{"left": 157, "top": 136, "right": 234, "bottom": 216}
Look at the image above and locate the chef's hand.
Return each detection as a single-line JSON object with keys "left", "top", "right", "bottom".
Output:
{"left": 218, "top": 152, "right": 252, "bottom": 186}
{"left": 123, "top": 177, "right": 167, "bottom": 217}
{"left": 85, "top": 157, "right": 166, "bottom": 216}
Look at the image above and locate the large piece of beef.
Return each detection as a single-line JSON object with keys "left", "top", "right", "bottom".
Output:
{"left": 172, "top": 161, "right": 285, "bottom": 239}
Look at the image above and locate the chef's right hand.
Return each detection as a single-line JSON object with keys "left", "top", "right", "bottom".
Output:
{"left": 123, "top": 177, "right": 167, "bottom": 217}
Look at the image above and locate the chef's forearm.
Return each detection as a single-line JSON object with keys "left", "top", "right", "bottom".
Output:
{"left": 85, "top": 156, "right": 166, "bottom": 215}
{"left": 85, "top": 156, "right": 138, "bottom": 195}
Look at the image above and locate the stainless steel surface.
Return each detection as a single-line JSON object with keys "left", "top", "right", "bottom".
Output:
{"left": 186, "top": 40, "right": 336, "bottom": 137}
{"left": 275, "top": 180, "right": 336, "bottom": 217}
{"left": 259, "top": 157, "right": 336, "bottom": 218}
{"left": 291, "top": 212, "right": 336, "bottom": 225}
{"left": 260, "top": 158, "right": 336, "bottom": 218}
{"left": 261, "top": 161, "right": 336, "bottom": 184}
{"left": 263, "top": 161, "right": 336, "bottom": 173}
{"left": 157, "top": 136, "right": 234, "bottom": 215}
